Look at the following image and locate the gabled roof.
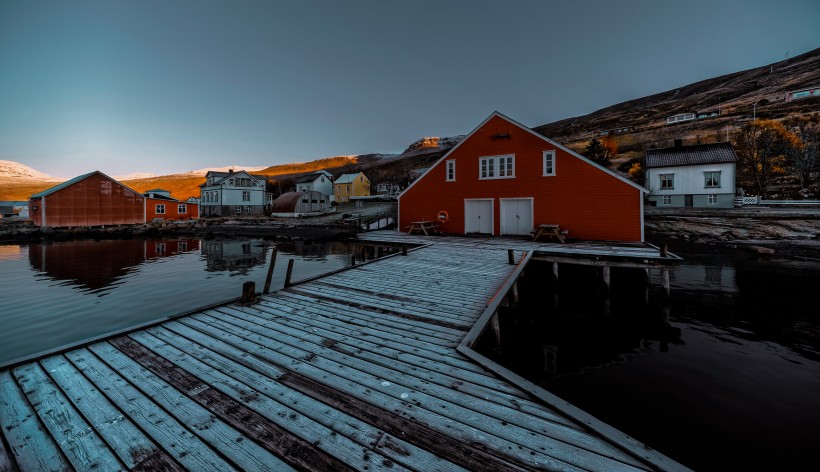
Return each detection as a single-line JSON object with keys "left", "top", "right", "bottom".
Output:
{"left": 645, "top": 142, "right": 738, "bottom": 169}
{"left": 334, "top": 172, "right": 366, "bottom": 184}
{"left": 202, "top": 170, "right": 267, "bottom": 187}
{"left": 144, "top": 193, "right": 179, "bottom": 202}
{"left": 398, "top": 111, "right": 647, "bottom": 198}
{"left": 295, "top": 172, "right": 330, "bottom": 184}
{"left": 30, "top": 171, "right": 144, "bottom": 199}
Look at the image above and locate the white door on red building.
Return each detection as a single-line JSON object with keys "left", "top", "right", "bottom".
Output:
{"left": 500, "top": 198, "right": 534, "bottom": 236}
{"left": 464, "top": 199, "right": 493, "bottom": 234}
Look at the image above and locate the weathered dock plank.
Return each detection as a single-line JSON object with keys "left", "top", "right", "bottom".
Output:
{"left": 65, "top": 348, "right": 239, "bottom": 472}
{"left": 0, "top": 370, "right": 70, "bottom": 472}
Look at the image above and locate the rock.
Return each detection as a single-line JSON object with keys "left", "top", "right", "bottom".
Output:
{"left": 748, "top": 246, "right": 775, "bottom": 255}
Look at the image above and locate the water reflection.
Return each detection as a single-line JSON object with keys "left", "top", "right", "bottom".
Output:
{"left": 202, "top": 239, "right": 269, "bottom": 273}
{"left": 27, "top": 239, "right": 200, "bottom": 290}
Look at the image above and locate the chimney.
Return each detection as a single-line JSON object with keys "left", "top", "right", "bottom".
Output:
{"left": 674, "top": 139, "right": 683, "bottom": 148}
{"left": 229, "top": 168, "right": 234, "bottom": 173}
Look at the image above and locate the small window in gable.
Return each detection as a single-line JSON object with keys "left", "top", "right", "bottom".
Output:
{"left": 543, "top": 151, "right": 556, "bottom": 176}
{"left": 446, "top": 160, "right": 456, "bottom": 181}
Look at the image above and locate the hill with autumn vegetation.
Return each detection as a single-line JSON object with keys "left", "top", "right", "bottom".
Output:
{"left": 3, "top": 48, "right": 818, "bottom": 202}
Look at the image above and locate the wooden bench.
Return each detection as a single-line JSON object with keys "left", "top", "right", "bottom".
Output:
{"left": 407, "top": 220, "right": 440, "bottom": 235}
{"left": 531, "top": 224, "right": 568, "bottom": 243}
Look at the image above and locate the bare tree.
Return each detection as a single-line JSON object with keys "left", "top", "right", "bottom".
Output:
{"left": 785, "top": 114, "right": 820, "bottom": 191}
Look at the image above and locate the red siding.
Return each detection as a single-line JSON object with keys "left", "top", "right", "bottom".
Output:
{"left": 399, "top": 114, "right": 644, "bottom": 242}
{"left": 145, "top": 198, "right": 199, "bottom": 221}
{"left": 30, "top": 173, "right": 145, "bottom": 227}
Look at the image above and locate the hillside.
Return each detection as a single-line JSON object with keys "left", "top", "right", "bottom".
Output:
{"left": 534, "top": 47, "right": 820, "bottom": 164}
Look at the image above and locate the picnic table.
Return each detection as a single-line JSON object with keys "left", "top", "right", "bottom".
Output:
{"left": 532, "top": 224, "right": 567, "bottom": 243}
{"left": 407, "top": 220, "right": 440, "bottom": 235}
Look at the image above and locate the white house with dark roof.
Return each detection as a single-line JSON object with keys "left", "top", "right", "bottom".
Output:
{"left": 294, "top": 170, "right": 333, "bottom": 198}
{"left": 199, "top": 170, "right": 268, "bottom": 216}
{"left": 645, "top": 141, "right": 738, "bottom": 208}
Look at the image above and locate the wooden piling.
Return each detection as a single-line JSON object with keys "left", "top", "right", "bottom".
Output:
{"left": 351, "top": 254, "right": 356, "bottom": 266}
{"left": 401, "top": 245, "right": 407, "bottom": 256}
{"left": 510, "top": 281, "right": 519, "bottom": 307}
{"left": 602, "top": 266, "right": 611, "bottom": 292}
{"left": 661, "top": 267, "right": 670, "bottom": 298}
{"left": 284, "top": 259, "right": 295, "bottom": 288}
{"left": 241, "top": 281, "right": 255, "bottom": 304}
{"left": 262, "top": 248, "right": 278, "bottom": 294}
{"left": 490, "top": 312, "right": 501, "bottom": 348}
{"left": 508, "top": 249, "right": 515, "bottom": 265}
{"left": 660, "top": 243, "right": 668, "bottom": 257}
{"left": 552, "top": 262, "right": 559, "bottom": 280}
{"left": 361, "top": 246, "right": 367, "bottom": 261}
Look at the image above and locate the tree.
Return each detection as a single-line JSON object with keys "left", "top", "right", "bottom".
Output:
{"left": 784, "top": 114, "right": 820, "bottom": 191}
{"left": 600, "top": 135, "right": 619, "bottom": 161}
{"left": 585, "top": 138, "right": 609, "bottom": 166}
{"left": 733, "top": 120, "right": 800, "bottom": 198}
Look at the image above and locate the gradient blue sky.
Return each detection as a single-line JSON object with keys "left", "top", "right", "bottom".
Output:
{"left": 1, "top": 0, "right": 818, "bottom": 178}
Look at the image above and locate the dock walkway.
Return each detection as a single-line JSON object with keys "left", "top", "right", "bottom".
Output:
{"left": 1, "top": 232, "right": 687, "bottom": 471}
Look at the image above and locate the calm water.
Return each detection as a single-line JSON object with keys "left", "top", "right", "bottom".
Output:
{"left": 0, "top": 237, "right": 355, "bottom": 364}
{"left": 484, "top": 252, "right": 820, "bottom": 471}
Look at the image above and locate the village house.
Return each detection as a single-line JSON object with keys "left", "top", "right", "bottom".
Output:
{"left": 294, "top": 170, "right": 334, "bottom": 200}
{"left": 333, "top": 172, "right": 371, "bottom": 203}
{"left": 199, "top": 169, "right": 268, "bottom": 217}
{"left": 143, "top": 189, "right": 199, "bottom": 221}
{"left": 644, "top": 141, "right": 738, "bottom": 208}
{"left": 28, "top": 171, "right": 145, "bottom": 227}
{"left": 398, "top": 112, "right": 647, "bottom": 242}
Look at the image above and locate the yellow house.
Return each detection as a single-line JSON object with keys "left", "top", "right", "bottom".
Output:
{"left": 333, "top": 172, "right": 371, "bottom": 203}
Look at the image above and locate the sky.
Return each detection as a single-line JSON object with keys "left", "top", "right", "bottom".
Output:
{"left": 1, "top": 0, "right": 818, "bottom": 179}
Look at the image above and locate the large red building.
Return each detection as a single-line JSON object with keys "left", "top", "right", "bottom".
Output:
{"left": 29, "top": 171, "right": 145, "bottom": 227}
{"left": 398, "top": 112, "right": 647, "bottom": 242}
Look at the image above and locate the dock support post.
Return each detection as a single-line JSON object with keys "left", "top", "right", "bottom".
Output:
{"left": 661, "top": 243, "right": 668, "bottom": 258}
{"left": 602, "top": 266, "right": 611, "bottom": 293}
{"left": 241, "top": 281, "right": 255, "bottom": 304}
{"left": 361, "top": 246, "right": 367, "bottom": 261}
{"left": 552, "top": 262, "right": 559, "bottom": 280}
{"left": 351, "top": 254, "right": 356, "bottom": 266}
{"left": 284, "top": 259, "right": 295, "bottom": 288}
{"left": 661, "top": 267, "right": 670, "bottom": 298}
{"left": 508, "top": 249, "right": 515, "bottom": 265}
{"left": 401, "top": 245, "right": 407, "bottom": 256}
{"left": 509, "top": 281, "right": 519, "bottom": 307}
{"left": 491, "top": 311, "right": 501, "bottom": 349}
{"left": 263, "top": 248, "right": 278, "bottom": 294}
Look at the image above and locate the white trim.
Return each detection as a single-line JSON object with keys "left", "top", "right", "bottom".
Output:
{"left": 478, "top": 154, "right": 515, "bottom": 180}
{"left": 498, "top": 197, "right": 534, "bottom": 236}
{"left": 463, "top": 198, "right": 494, "bottom": 235}
{"left": 397, "top": 111, "right": 647, "bottom": 203}
{"left": 542, "top": 150, "right": 556, "bottom": 176}
{"left": 446, "top": 160, "right": 456, "bottom": 182}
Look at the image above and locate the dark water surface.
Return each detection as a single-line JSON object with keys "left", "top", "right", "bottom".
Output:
{"left": 0, "top": 237, "right": 354, "bottom": 364}
{"left": 483, "top": 251, "right": 820, "bottom": 471}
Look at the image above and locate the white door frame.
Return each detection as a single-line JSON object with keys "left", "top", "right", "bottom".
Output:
{"left": 499, "top": 197, "right": 534, "bottom": 236}
{"left": 464, "top": 198, "right": 494, "bottom": 235}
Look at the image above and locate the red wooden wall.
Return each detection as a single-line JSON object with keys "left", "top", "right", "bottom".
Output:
{"left": 145, "top": 198, "right": 199, "bottom": 221}
{"left": 398, "top": 114, "right": 644, "bottom": 242}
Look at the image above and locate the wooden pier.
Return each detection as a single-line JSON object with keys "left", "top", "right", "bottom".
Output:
{"left": 0, "top": 231, "right": 687, "bottom": 472}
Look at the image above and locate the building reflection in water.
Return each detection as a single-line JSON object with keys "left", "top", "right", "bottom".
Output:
{"left": 201, "top": 239, "right": 269, "bottom": 274}
{"left": 28, "top": 238, "right": 200, "bottom": 290}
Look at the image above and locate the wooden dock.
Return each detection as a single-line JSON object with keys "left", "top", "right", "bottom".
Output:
{"left": 0, "top": 231, "right": 688, "bottom": 471}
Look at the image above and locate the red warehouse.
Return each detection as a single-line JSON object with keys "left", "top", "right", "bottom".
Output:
{"left": 144, "top": 189, "right": 199, "bottom": 222}
{"left": 398, "top": 112, "right": 647, "bottom": 242}
{"left": 29, "top": 171, "right": 145, "bottom": 227}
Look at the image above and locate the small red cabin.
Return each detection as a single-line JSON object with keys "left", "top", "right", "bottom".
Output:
{"left": 29, "top": 171, "right": 145, "bottom": 227}
{"left": 144, "top": 189, "right": 199, "bottom": 222}
{"left": 398, "top": 112, "right": 647, "bottom": 242}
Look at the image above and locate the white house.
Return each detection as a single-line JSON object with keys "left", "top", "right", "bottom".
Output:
{"left": 645, "top": 141, "right": 738, "bottom": 208}
{"left": 199, "top": 170, "right": 268, "bottom": 216}
{"left": 294, "top": 171, "right": 334, "bottom": 198}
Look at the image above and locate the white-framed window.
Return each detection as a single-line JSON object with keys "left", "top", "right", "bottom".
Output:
{"left": 660, "top": 174, "right": 674, "bottom": 189}
{"left": 155, "top": 242, "right": 165, "bottom": 254}
{"left": 235, "top": 206, "right": 242, "bottom": 214}
{"left": 446, "top": 160, "right": 456, "bottom": 181}
{"left": 213, "top": 191, "right": 218, "bottom": 202}
{"left": 245, "top": 206, "right": 252, "bottom": 213}
{"left": 708, "top": 194, "right": 718, "bottom": 205}
{"left": 704, "top": 171, "right": 721, "bottom": 188}
{"left": 156, "top": 204, "right": 166, "bottom": 214}
{"left": 178, "top": 204, "right": 186, "bottom": 214}
{"left": 178, "top": 241, "right": 187, "bottom": 251}
{"left": 242, "top": 191, "right": 251, "bottom": 201}
{"left": 543, "top": 151, "right": 556, "bottom": 176}
{"left": 479, "top": 155, "right": 515, "bottom": 180}
{"left": 662, "top": 195, "right": 672, "bottom": 205}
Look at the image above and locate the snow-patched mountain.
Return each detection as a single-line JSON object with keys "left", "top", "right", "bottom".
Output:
{"left": 113, "top": 172, "right": 158, "bottom": 181}
{"left": 0, "top": 160, "right": 62, "bottom": 181}
{"left": 184, "top": 165, "right": 269, "bottom": 176}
